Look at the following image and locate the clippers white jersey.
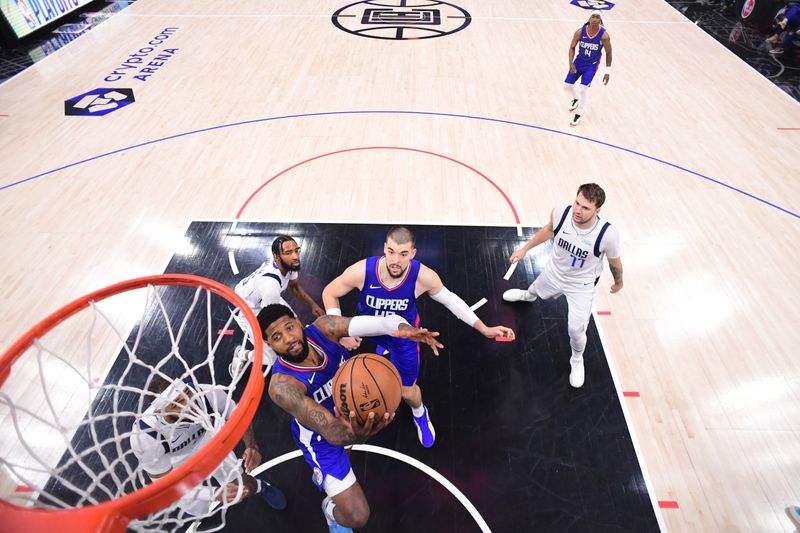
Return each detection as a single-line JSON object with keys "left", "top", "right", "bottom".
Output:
{"left": 546, "top": 205, "right": 620, "bottom": 289}
{"left": 129, "top": 384, "right": 234, "bottom": 476}
{"left": 234, "top": 260, "right": 298, "bottom": 314}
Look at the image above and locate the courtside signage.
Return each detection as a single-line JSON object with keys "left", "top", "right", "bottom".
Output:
{"left": 1, "top": 0, "right": 94, "bottom": 39}
{"left": 63, "top": 28, "right": 180, "bottom": 116}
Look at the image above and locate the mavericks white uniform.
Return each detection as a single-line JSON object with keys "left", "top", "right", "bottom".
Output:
{"left": 233, "top": 260, "right": 298, "bottom": 364}
{"left": 129, "top": 384, "right": 240, "bottom": 516}
{"left": 528, "top": 205, "right": 620, "bottom": 355}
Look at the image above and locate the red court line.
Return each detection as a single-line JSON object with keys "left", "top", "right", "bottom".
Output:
{"left": 597, "top": 310, "right": 612, "bottom": 316}
{"left": 658, "top": 500, "right": 679, "bottom": 509}
{"left": 15, "top": 486, "right": 33, "bottom": 492}
{"left": 218, "top": 329, "right": 234, "bottom": 335}
{"left": 494, "top": 336, "right": 513, "bottom": 342}
{"left": 236, "top": 146, "right": 520, "bottom": 224}
{"left": 623, "top": 391, "right": 640, "bottom": 397}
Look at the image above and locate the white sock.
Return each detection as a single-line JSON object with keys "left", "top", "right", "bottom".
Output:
{"left": 575, "top": 84, "right": 588, "bottom": 113}
{"left": 411, "top": 404, "right": 426, "bottom": 418}
{"left": 571, "top": 353, "right": 584, "bottom": 363}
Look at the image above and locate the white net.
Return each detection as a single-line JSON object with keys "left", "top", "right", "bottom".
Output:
{"left": 0, "top": 279, "right": 260, "bottom": 532}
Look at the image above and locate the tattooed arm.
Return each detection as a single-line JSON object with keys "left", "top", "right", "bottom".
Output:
{"left": 268, "top": 372, "right": 359, "bottom": 446}
{"left": 608, "top": 257, "right": 624, "bottom": 294}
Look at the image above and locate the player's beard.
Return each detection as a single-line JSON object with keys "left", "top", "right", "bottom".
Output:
{"left": 279, "top": 256, "right": 301, "bottom": 272}
{"left": 279, "top": 330, "right": 310, "bottom": 364}
{"left": 387, "top": 262, "right": 407, "bottom": 279}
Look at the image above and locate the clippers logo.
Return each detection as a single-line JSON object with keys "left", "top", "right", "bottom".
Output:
{"left": 65, "top": 88, "right": 135, "bottom": 116}
{"left": 741, "top": 0, "right": 755, "bottom": 18}
{"left": 570, "top": 0, "right": 615, "bottom": 10}
{"left": 313, "top": 467, "right": 324, "bottom": 486}
{"left": 332, "top": 0, "right": 471, "bottom": 41}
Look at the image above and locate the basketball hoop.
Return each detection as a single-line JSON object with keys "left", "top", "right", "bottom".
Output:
{"left": 0, "top": 274, "right": 264, "bottom": 532}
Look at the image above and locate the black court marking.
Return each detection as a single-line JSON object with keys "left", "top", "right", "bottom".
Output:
{"left": 47, "top": 221, "right": 659, "bottom": 532}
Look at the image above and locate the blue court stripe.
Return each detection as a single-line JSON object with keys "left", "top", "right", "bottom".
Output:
{"left": 2, "top": 110, "right": 797, "bottom": 220}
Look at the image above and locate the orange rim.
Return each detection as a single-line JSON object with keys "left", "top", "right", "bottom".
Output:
{"left": 0, "top": 274, "right": 264, "bottom": 532}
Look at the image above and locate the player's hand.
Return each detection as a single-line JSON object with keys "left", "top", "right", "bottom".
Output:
{"left": 610, "top": 281, "right": 623, "bottom": 293}
{"left": 569, "top": 63, "right": 577, "bottom": 74}
{"left": 509, "top": 248, "right": 527, "bottom": 264}
{"left": 339, "top": 336, "right": 362, "bottom": 350}
{"left": 219, "top": 480, "right": 250, "bottom": 502}
{"left": 242, "top": 447, "right": 262, "bottom": 473}
{"left": 335, "top": 407, "right": 394, "bottom": 443}
{"left": 481, "top": 325, "right": 515, "bottom": 340}
{"left": 393, "top": 324, "right": 443, "bottom": 356}
{"left": 311, "top": 304, "right": 325, "bottom": 318}
{"left": 603, "top": 73, "right": 610, "bottom": 85}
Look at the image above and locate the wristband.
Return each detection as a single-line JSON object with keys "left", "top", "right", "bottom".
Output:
{"left": 326, "top": 308, "right": 341, "bottom": 316}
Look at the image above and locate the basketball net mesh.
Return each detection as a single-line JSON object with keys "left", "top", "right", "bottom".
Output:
{"left": 0, "top": 281, "right": 257, "bottom": 532}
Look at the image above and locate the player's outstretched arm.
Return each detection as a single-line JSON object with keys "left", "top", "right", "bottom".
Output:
{"left": 510, "top": 218, "right": 555, "bottom": 263}
{"left": 322, "top": 260, "right": 366, "bottom": 315}
{"left": 392, "top": 322, "right": 444, "bottom": 356}
{"left": 419, "top": 266, "right": 514, "bottom": 342}
{"left": 288, "top": 279, "right": 324, "bottom": 317}
{"left": 608, "top": 256, "right": 623, "bottom": 293}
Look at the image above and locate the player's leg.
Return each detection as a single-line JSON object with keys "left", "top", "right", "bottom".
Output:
{"left": 563, "top": 290, "right": 594, "bottom": 388}
{"left": 570, "top": 65, "right": 598, "bottom": 126}
{"left": 503, "top": 266, "right": 560, "bottom": 303}
{"left": 375, "top": 333, "right": 435, "bottom": 447}
{"left": 302, "top": 438, "right": 366, "bottom": 531}
{"left": 563, "top": 70, "right": 581, "bottom": 111}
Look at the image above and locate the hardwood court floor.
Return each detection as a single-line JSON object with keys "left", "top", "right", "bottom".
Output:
{"left": 1, "top": 1, "right": 799, "bottom": 531}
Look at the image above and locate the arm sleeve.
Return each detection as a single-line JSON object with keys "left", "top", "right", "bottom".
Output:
{"left": 429, "top": 286, "right": 480, "bottom": 327}
{"left": 348, "top": 314, "right": 410, "bottom": 337}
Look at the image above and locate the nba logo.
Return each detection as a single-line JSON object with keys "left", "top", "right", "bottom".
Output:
{"left": 332, "top": 0, "right": 471, "bottom": 40}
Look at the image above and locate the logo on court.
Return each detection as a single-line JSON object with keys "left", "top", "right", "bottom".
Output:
{"left": 570, "top": 0, "right": 615, "bottom": 10}
{"left": 64, "top": 88, "right": 135, "bottom": 116}
{"left": 332, "top": 0, "right": 471, "bottom": 40}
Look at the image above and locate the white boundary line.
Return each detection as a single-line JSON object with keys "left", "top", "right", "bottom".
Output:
{"left": 593, "top": 309, "right": 668, "bottom": 532}
{"left": 250, "top": 445, "right": 491, "bottom": 532}
{"left": 469, "top": 297, "right": 487, "bottom": 311}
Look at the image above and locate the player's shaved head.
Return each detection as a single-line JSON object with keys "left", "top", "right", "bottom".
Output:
{"left": 386, "top": 226, "right": 416, "bottom": 247}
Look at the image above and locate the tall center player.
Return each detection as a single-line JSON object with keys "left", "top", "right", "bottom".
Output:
{"left": 322, "top": 226, "right": 515, "bottom": 448}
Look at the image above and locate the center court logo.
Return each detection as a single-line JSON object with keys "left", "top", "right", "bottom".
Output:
{"left": 64, "top": 88, "right": 135, "bottom": 116}
{"left": 332, "top": 0, "right": 471, "bottom": 40}
{"left": 570, "top": 0, "right": 615, "bottom": 10}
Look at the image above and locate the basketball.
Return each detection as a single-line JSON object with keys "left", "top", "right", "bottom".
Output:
{"left": 331, "top": 353, "right": 402, "bottom": 424}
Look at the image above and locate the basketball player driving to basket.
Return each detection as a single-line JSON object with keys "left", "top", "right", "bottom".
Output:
{"left": 262, "top": 303, "right": 442, "bottom": 533}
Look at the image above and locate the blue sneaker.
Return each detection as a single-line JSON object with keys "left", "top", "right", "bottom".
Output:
{"left": 322, "top": 496, "right": 353, "bottom": 533}
{"left": 787, "top": 505, "right": 800, "bottom": 526}
{"left": 412, "top": 407, "right": 435, "bottom": 448}
{"left": 257, "top": 481, "right": 287, "bottom": 511}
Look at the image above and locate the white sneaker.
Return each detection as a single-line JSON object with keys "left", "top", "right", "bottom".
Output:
{"left": 569, "top": 357, "right": 585, "bottom": 388}
{"left": 570, "top": 114, "right": 581, "bottom": 126}
{"left": 502, "top": 288, "right": 537, "bottom": 302}
{"left": 228, "top": 346, "right": 248, "bottom": 379}
{"left": 569, "top": 98, "right": 579, "bottom": 111}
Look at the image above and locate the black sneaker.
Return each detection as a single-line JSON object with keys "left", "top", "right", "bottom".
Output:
{"left": 569, "top": 98, "right": 579, "bottom": 111}
{"left": 570, "top": 114, "right": 581, "bottom": 126}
